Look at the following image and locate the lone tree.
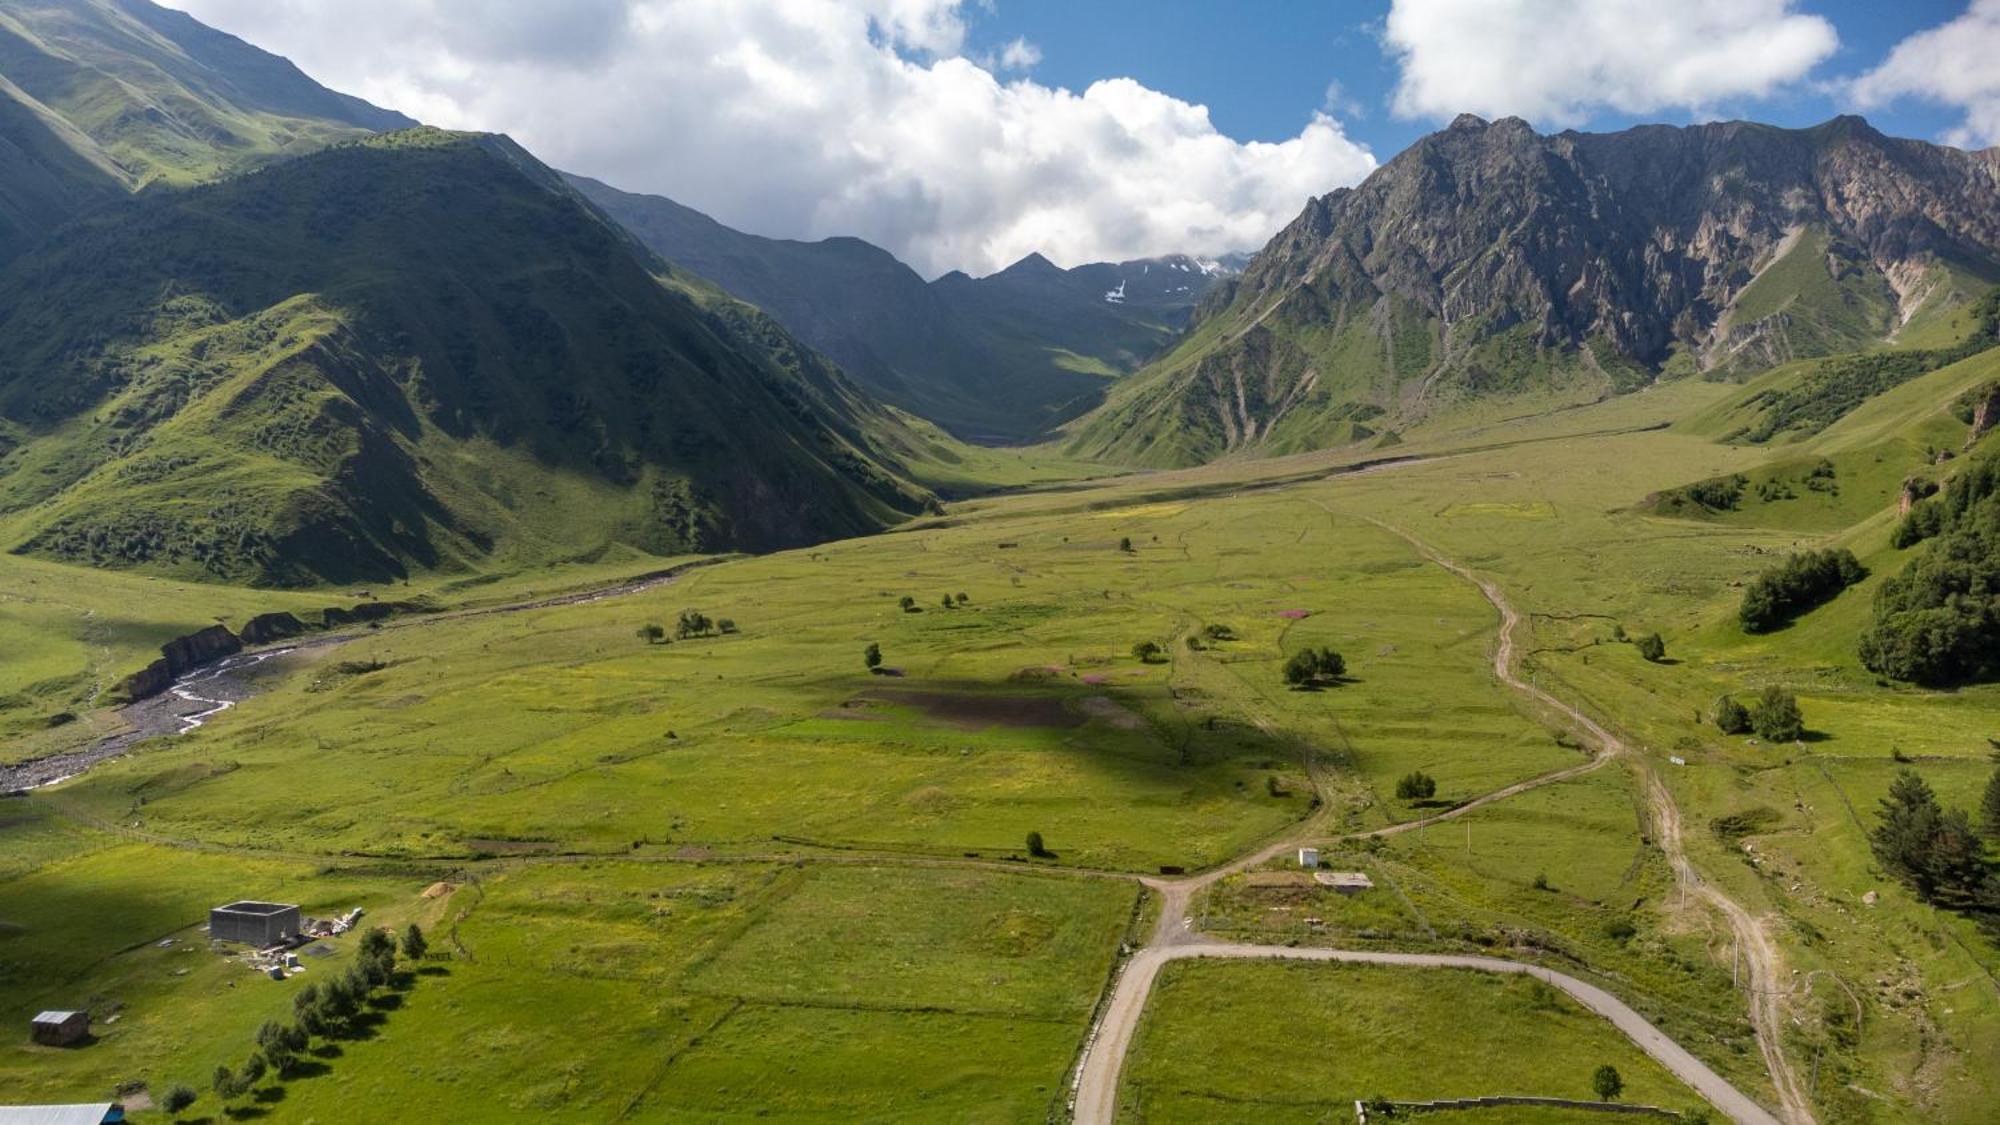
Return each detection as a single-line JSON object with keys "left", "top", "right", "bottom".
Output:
{"left": 1283, "top": 647, "right": 1346, "bottom": 688}
{"left": 898, "top": 595, "right": 918, "bottom": 613}
{"left": 1132, "top": 640, "right": 1163, "bottom": 663}
{"left": 1749, "top": 686, "right": 1803, "bottom": 742}
{"left": 161, "top": 1084, "right": 197, "bottom": 1116}
{"left": 1394, "top": 771, "right": 1436, "bottom": 801}
{"left": 1713, "top": 695, "right": 1750, "bottom": 735}
{"left": 402, "top": 922, "right": 428, "bottom": 961}
{"left": 864, "top": 642, "right": 882, "bottom": 671}
{"left": 1119, "top": 536, "right": 1134, "bottom": 552}
{"left": 1636, "top": 632, "right": 1666, "bottom": 663}
{"left": 1026, "top": 831, "right": 1050, "bottom": 857}
{"left": 1592, "top": 1064, "right": 1623, "bottom": 1101}
{"left": 637, "top": 623, "right": 665, "bottom": 644}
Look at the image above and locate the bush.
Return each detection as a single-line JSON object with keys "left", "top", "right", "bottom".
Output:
{"left": 1119, "top": 537, "right": 1133, "bottom": 552}
{"left": 717, "top": 617, "right": 737, "bottom": 634}
{"left": 1739, "top": 549, "right": 1866, "bottom": 633}
{"left": 402, "top": 922, "right": 428, "bottom": 960}
{"left": 636, "top": 623, "right": 665, "bottom": 644}
{"left": 1394, "top": 771, "right": 1436, "bottom": 801}
{"left": 1713, "top": 695, "right": 1750, "bottom": 734}
{"left": 1749, "top": 686, "right": 1803, "bottom": 742}
{"left": 1131, "top": 640, "right": 1163, "bottom": 662}
{"left": 162, "top": 1084, "right": 197, "bottom": 1114}
{"left": 864, "top": 642, "right": 881, "bottom": 670}
{"left": 1025, "top": 831, "right": 1049, "bottom": 857}
{"left": 1636, "top": 632, "right": 1666, "bottom": 662}
{"left": 1593, "top": 1064, "right": 1623, "bottom": 1101}
{"left": 1283, "top": 646, "right": 1346, "bottom": 687}
{"left": 1202, "top": 623, "right": 1236, "bottom": 641}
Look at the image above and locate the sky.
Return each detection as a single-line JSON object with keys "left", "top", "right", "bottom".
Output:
{"left": 162, "top": 0, "right": 2000, "bottom": 278}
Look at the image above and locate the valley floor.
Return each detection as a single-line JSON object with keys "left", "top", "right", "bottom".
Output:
{"left": 3, "top": 379, "right": 1997, "bottom": 1123}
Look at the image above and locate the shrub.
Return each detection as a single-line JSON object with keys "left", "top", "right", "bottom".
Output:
{"left": 1636, "top": 632, "right": 1666, "bottom": 662}
{"left": 1713, "top": 695, "right": 1750, "bottom": 735}
{"left": 897, "top": 595, "right": 918, "bottom": 613}
{"left": 636, "top": 623, "right": 665, "bottom": 644}
{"left": 1025, "top": 831, "right": 1049, "bottom": 857}
{"left": 162, "top": 1084, "right": 197, "bottom": 1114}
{"left": 1593, "top": 1064, "right": 1623, "bottom": 1101}
{"left": 1394, "top": 771, "right": 1436, "bottom": 801}
{"left": 1739, "top": 549, "right": 1866, "bottom": 633}
{"left": 1749, "top": 686, "right": 1802, "bottom": 742}
{"left": 1202, "top": 623, "right": 1236, "bottom": 641}
{"left": 1131, "top": 640, "right": 1163, "bottom": 662}
{"left": 864, "top": 642, "right": 882, "bottom": 670}
{"left": 1119, "top": 537, "right": 1133, "bottom": 552}
{"left": 676, "top": 609, "right": 714, "bottom": 638}
{"left": 1283, "top": 646, "right": 1346, "bottom": 687}
{"left": 716, "top": 618, "right": 737, "bottom": 634}
{"left": 402, "top": 922, "right": 428, "bottom": 961}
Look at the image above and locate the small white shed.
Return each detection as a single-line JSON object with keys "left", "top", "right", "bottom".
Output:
{"left": 1297, "top": 847, "right": 1320, "bottom": 868}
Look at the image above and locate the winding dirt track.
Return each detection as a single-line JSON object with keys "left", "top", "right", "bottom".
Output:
{"left": 1069, "top": 513, "right": 1806, "bottom": 1125}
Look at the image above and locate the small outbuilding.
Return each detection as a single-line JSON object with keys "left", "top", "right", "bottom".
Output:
{"left": 28, "top": 1011, "right": 89, "bottom": 1047}
{"left": 1313, "top": 871, "right": 1375, "bottom": 894}
{"left": 209, "top": 901, "right": 302, "bottom": 946}
{"left": 1296, "top": 847, "right": 1320, "bottom": 868}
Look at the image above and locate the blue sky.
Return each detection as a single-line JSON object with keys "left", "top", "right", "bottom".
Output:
{"left": 961, "top": 0, "right": 1970, "bottom": 153}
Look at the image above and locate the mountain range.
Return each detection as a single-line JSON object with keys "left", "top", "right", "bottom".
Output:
{"left": 571, "top": 173, "right": 1237, "bottom": 442}
{"left": 3, "top": 0, "right": 2000, "bottom": 585}
{"left": 1065, "top": 114, "right": 2000, "bottom": 466}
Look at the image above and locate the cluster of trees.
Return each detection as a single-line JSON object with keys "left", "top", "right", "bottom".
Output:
{"left": 1861, "top": 454, "right": 2000, "bottom": 685}
{"left": 1283, "top": 646, "right": 1346, "bottom": 688}
{"left": 636, "top": 610, "right": 737, "bottom": 644}
{"left": 1712, "top": 687, "right": 1803, "bottom": 741}
{"left": 202, "top": 926, "right": 427, "bottom": 1111}
{"left": 939, "top": 592, "right": 970, "bottom": 609}
{"left": 1394, "top": 770, "right": 1436, "bottom": 801}
{"left": 1870, "top": 767, "right": 2000, "bottom": 934}
{"left": 1738, "top": 548, "right": 1866, "bottom": 633}
{"left": 1131, "top": 640, "right": 1164, "bottom": 663}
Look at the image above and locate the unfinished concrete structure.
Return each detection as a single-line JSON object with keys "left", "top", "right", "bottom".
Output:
{"left": 209, "top": 901, "right": 301, "bottom": 946}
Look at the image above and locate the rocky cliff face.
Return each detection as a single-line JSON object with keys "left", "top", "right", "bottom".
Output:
{"left": 1067, "top": 116, "right": 2000, "bottom": 467}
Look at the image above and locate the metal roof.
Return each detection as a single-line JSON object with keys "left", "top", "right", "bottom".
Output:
{"left": 0, "top": 1105, "right": 118, "bottom": 1125}
{"left": 30, "top": 1012, "right": 82, "bottom": 1023}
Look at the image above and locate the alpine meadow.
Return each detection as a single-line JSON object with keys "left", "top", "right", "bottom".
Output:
{"left": 3, "top": 2, "right": 2000, "bottom": 1124}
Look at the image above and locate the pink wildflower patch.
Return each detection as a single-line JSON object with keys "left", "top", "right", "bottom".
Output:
{"left": 1278, "top": 609, "right": 1311, "bottom": 620}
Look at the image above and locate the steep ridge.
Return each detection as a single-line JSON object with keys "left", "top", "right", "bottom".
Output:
{"left": 568, "top": 172, "right": 1236, "bottom": 443}
{"left": 0, "top": 128, "right": 935, "bottom": 585}
{"left": 1067, "top": 115, "right": 2000, "bottom": 467}
{"left": 0, "top": 0, "right": 413, "bottom": 262}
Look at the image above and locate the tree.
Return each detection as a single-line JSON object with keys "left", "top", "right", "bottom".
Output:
{"left": 864, "top": 642, "right": 882, "bottom": 671}
{"left": 676, "top": 609, "right": 714, "bottom": 638}
{"left": 1636, "top": 632, "right": 1666, "bottom": 662}
{"left": 898, "top": 595, "right": 917, "bottom": 613}
{"left": 1592, "top": 1064, "right": 1624, "bottom": 1101}
{"left": 1394, "top": 771, "right": 1436, "bottom": 801}
{"left": 1713, "top": 695, "right": 1750, "bottom": 735}
{"left": 955, "top": 592, "right": 970, "bottom": 605}
{"left": 717, "top": 618, "right": 737, "bottom": 634}
{"left": 1119, "top": 536, "right": 1133, "bottom": 552}
{"left": 360, "top": 927, "right": 396, "bottom": 960}
{"left": 1131, "top": 640, "right": 1163, "bottom": 662}
{"left": 1203, "top": 624, "right": 1236, "bottom": 641}
{"left": 1982, "top": 759, "right": 2000, "bottom": 843}
{"left": 1026, "top": 831, "right": 1049, "bottom": 857}
{"left": 402, "top": 922, "right": 428, "bottom": 961}
{"left": 1283, "top": 647, "right": 1346, "bottom": 687}
{"left": 258, "top": 1020, "right": 297, "bottom": 1077}
{"left": 942, "top": 594, "right": 955, "bottom": 609}
{"left": 162, "top": 1084, "right": 198, "bottom": 1115}
{"left": 636, "top": 623, "right": 665, "bottom": 644}
{"left": 238, "top": 1051, "right": 266, "bottom": 1088}
{"left": 1926, "top": 809, "right": 1990, "bottom": 911}
{"left": 1749, "top": 686, "right": 1803, "bottom": 742}
{"left": 1872, "top": 768, "right": 1945, "bottom": 896}
{"left": 211, "top": 1065, "right": 239, "bottom": 1102}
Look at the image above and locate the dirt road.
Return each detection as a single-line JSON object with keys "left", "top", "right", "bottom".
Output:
{"left": 1068, "top": 512, "right": 1802, "bottom": 1125}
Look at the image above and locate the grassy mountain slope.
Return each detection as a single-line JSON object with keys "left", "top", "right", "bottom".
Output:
{"left": 0, "top": 0, "right": 412, "bottom": 261}
{"left": 0, "top": 128, "right": 934, "bottom": 586}
{"left": 569, "top": 173, "right": 1228, "bottom": 443}
{"left": 1065, "top": 116, "right": 2000, "bottom": 468}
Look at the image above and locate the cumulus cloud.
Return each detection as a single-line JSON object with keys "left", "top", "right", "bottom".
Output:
{"left": 1383, "top": 0, "right": 1838, "bottom": 126}
{"left": 995, "top": 36, "right": 1041, "bottom": 71}
{"left": 162, "top": 0, "right": 1374, "bottom": 276}
{"left": 1852, "top": 0, "right": 2000, "bottom": 149}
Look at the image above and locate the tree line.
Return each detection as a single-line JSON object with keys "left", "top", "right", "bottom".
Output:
{"left": 1738, "top": 548, "right": 1866, "bottom": 634}
{"left": 1862, "top": 452, "right": 2000, "bottom": 685}
{"left": 1871, "top": 764, "right": 2000, "bottom": 940}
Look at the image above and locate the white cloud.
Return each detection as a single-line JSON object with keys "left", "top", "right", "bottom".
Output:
{"left": 1852, "top": 0, "right": 2000, "bottom": 149}
{"left": 996, "top": 36, "right": 1040, "bottom": 70}
{"left": 1383, "top": 0, "right": 1838, "bottom": 127}
{"left": 162, "top": 0, "right": 1374, "bottom": 276}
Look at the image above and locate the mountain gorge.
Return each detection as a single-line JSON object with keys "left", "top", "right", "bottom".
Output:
{"left": 571, "top": 173, "right": 1237, "bottom": 443}
{"left": 1067, "top": 115, "right": 2000, "bottom": 467}
{"left": 0, "top": 128, "right": 936, "bottom": 585}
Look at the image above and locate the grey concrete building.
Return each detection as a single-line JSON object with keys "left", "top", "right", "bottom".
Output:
{"left": 209, "top": 901, "right": 301, "bottom": 946}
